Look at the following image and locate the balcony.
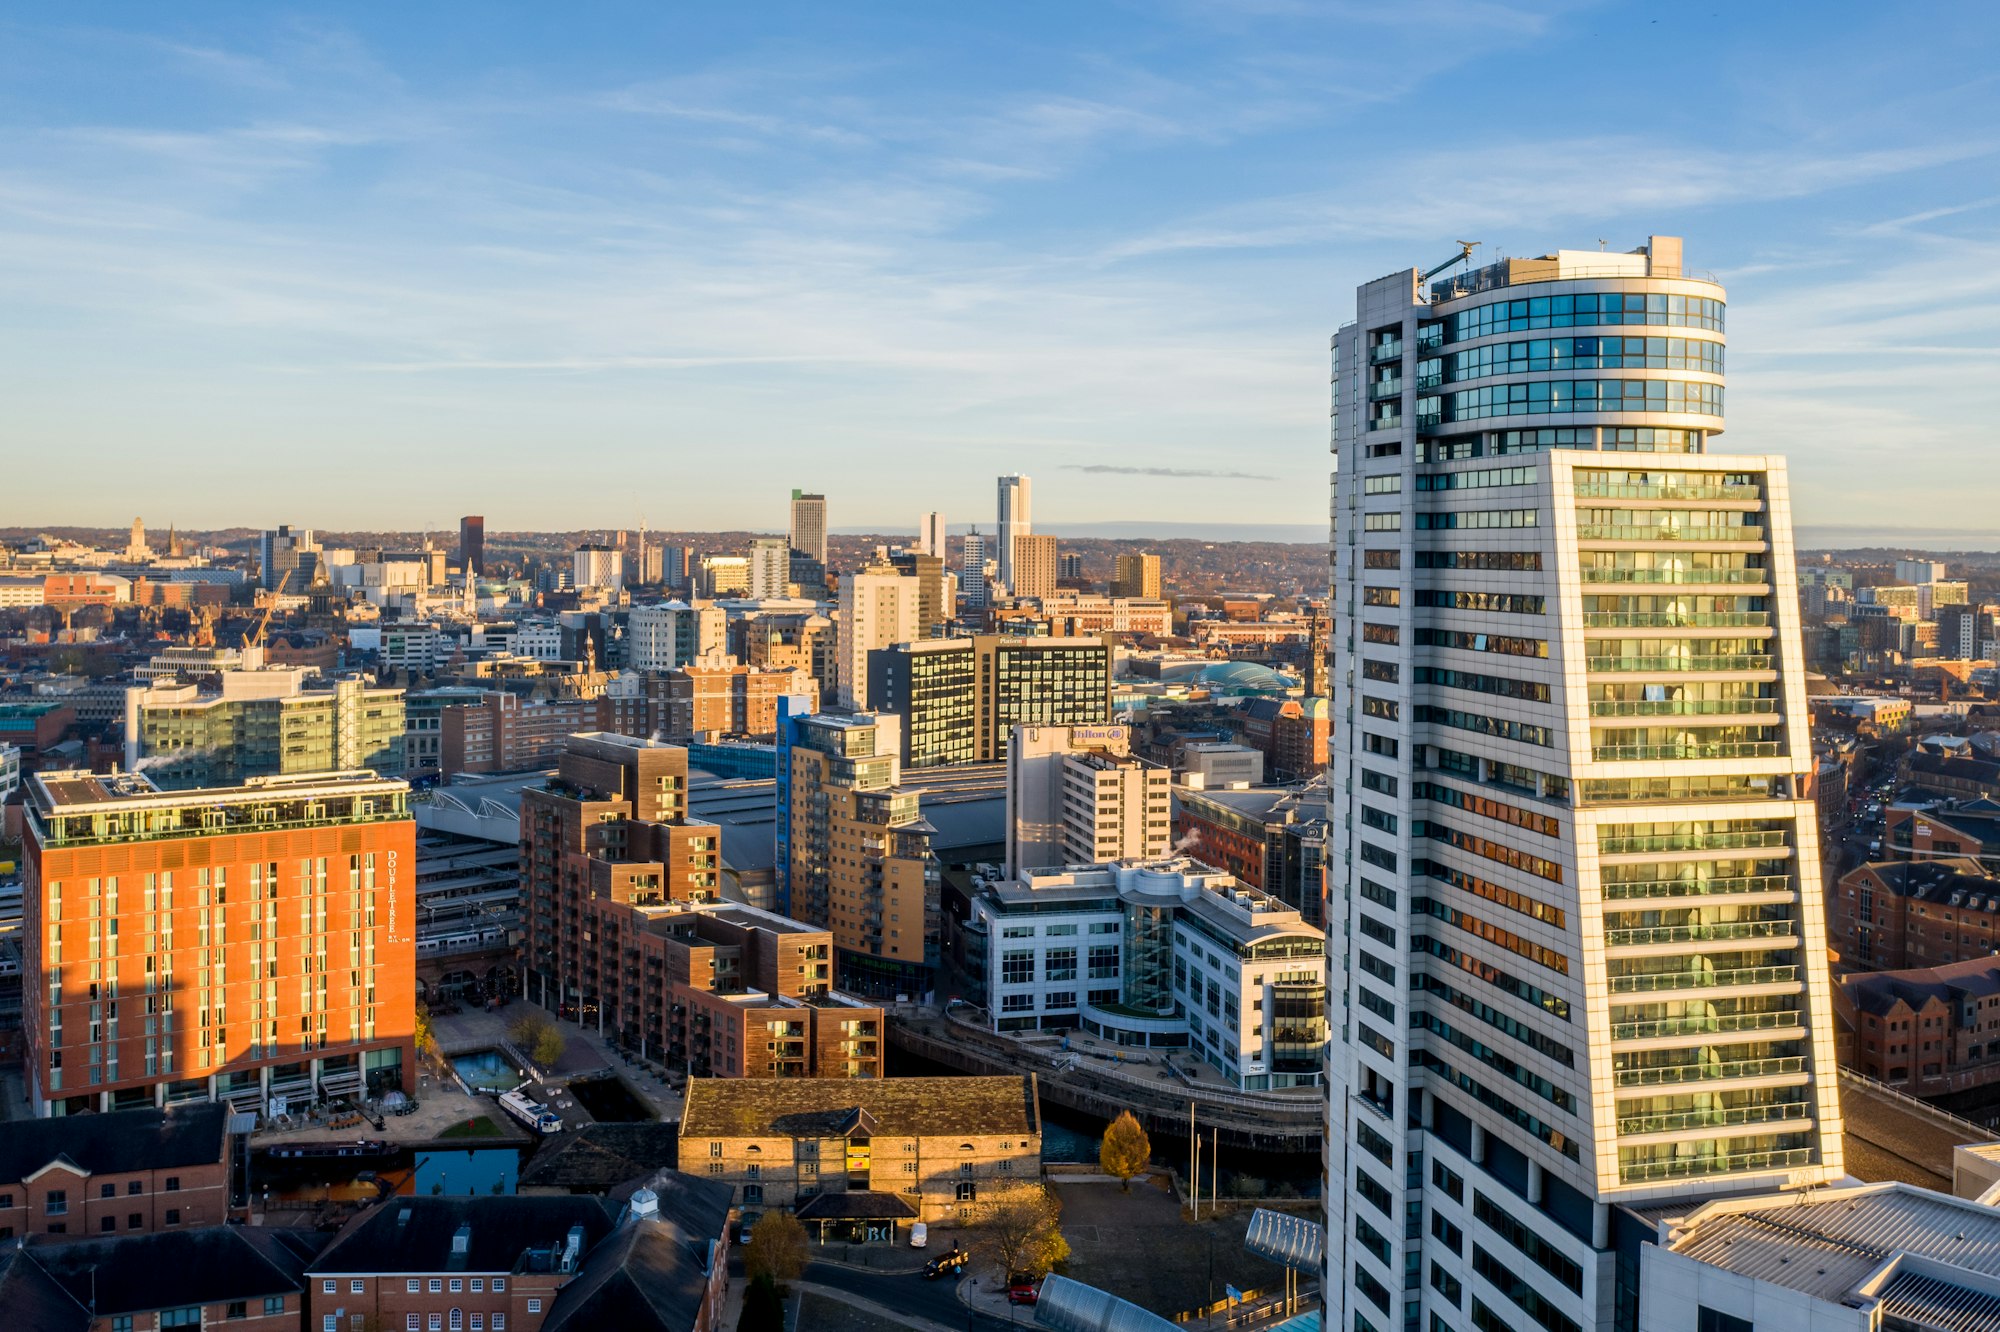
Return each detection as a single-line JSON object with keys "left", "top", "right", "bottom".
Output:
{"left": 1618, "top": 1146, "right": 1814, "bottom": 1184}
{"left": 1577, "top": 525, "right": 1767, "bottom": 544}
{"left": 1587, "top": 655, "right": 1773, "bottom": 673}
{"left": 1610, "top": 1010, "right": 1803, "bottom": 1042}
{"left": 1582, "top": 612, "right": 1771, "bottom": 630}
{"left": 1369, "top": 377, "right": 1404, "bottom": 401}
{"left": 1613, "top": 1055, "right": 1807, "bottom": 1088}
{"left": 1580, "top": 568, "right": 1770, "bottom": 587}
{"left": 1608, "top": 965, "right": 1801, "bottom": 995}
{"left": 1588, "top": 699, "right": 1778, "bottom": 719}
{"left": 1370, "top": 337, "right": 1404, "bottom": 364}
{"left": 1574, "top": 481, "right": 1763, "bottom": 503}
{"left": 1600, "top": 830, "right": 1790, "bottom": 854}
{"left": 1603, "top": 920, "right": 1798, "bottom": 948}
{"left": 1601, "top": 875, "right": 1795, "bottom": 900}
{"left": 1591, "top": 741, "right": 1785, "bottom": 762}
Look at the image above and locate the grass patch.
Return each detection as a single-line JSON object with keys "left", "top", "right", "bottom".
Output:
{"left": 440, "top": 1115, "right": 504, "bottom": 1139}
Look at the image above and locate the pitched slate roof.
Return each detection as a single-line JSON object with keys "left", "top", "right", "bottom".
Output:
{"left": 311, "top": 1196, "right": 617, "bottom": 1276}
{"left": 1855, "top": 858, "right": 1999, "bottom": 907}
{"left": 0, "top": 1103, "right": 228, "bottom": 1184}
{"left": 516, "top": 1123, "right": 682, "bottom": 1193}
{"left": 29, "top": 1226, "right": 317, "bottom": 1317}
{"left": 0, "top": 1248, "right": 87, "bottom": 1332}
{"left": 680, "top": 1074, "right": 1040, "bottom": 1140}
{"left": 543, "top": 1171, "right": 735, "bottom": 1332}
{"left": 1842, "top": 957, "right": 2000, "bottom": 1017}
{"left": 794, "top": 1191, "right": 918, "bottom": 1221}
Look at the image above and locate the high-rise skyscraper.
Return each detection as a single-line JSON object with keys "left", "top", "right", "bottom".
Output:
{"left": 749, "top": 536, "right": 791, "bottom": 600}
{"left": 960, "top": 531, "right": 989, "bottom": 611}
{"left": 790, "top": 490, "right": 828, "bottom": 568}
{"left": 997, "top": 474, "right": 1031, "bottom": 590}
{"left": 458, "top": 515, "right": 485, "bottom": 577}
{"left": 918, "top": 511, "right": 946, "bottom": 559}
{"left": 1011, "top": 533, "right": 1058, "bottom": 600}
{"left": 835, "top": 561, "right": 921, "bottom": 709}
{"left": 1326, "top": 236, "right": 1841, "bottom": 1332}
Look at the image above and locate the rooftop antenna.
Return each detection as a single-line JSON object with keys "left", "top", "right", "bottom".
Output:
{"left": 1420, "top": 240, "right": 1480, "bottom": 283}
{"left": 1598, "top": 238, "right": 1608, "bottom": 251}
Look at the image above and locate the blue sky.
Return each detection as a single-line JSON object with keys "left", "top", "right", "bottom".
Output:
{"left": 3, "top": 1, "right": 1997, "bottom": 537}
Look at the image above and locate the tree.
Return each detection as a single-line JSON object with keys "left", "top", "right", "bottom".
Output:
{"left": 414, "top": 1006, "right": 438, "bottom": 1062}
{"left": 531, "top": 1023, "right": 567, "bottom": 1069}
{"left": 508, "top": 1009, "right": 553, "bottom": 1050}
{"left": 742, "top": 1210, "right": 809, "bottom": 1286}
{"left": 509, "top": 1009, "right": 566, "bottom": 1068}
{"left": 738, "top": 1273, "right": 784, "bottom": 1332}
{"left": 978, "top": 1186, "right": 1069, "bottom": 1280}
{"left": 1099, "top": 1110, "right": 1151, "bottom": 1191}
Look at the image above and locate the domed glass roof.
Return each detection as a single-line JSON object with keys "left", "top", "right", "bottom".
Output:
{"left": 1194, "top": 661, "right": 1297, "bottom": 693}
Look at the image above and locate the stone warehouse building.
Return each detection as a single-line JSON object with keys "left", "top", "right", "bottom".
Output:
{"left": 679, "top": 1074, "right": 1043, "bottom": 1234}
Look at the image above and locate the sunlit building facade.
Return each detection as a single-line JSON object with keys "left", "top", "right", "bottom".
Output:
{"left": 1326, "top": 237, "right": 1842, "bottom": 1332}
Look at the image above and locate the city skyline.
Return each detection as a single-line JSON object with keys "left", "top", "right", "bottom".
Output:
{"left": 4, "top": 3, "right": 1998, "bottom": 531}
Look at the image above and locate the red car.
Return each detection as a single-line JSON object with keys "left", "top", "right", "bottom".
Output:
{"left": 1007, "top": 1274, "right": 1041, "bottom": 1306}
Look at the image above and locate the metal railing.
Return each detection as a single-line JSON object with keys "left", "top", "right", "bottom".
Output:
{"left": 1601, "top": 875, "right": 1795, "bottom": 900}
{"left": 1609, "top": 965, "right": 1800, "bottom": 994}
{"left": 1577, "top": 525, "right": 1767, "bottom": 544}
{"left": 1617, "top": 1101, "right": 1811, "bottom": 1136}
{"left": 1591, "top": 741, "right": 1785, "bottom": 761}
{"left": 1589, "top": 698, "right": 1778, "bottom": 718}
{"left": 1614, "top": 1055, "right": 1806, "bottom": 1088}
{"left": 1618, "top": 1146, "right": 1814, "bottom": 1183}
{"left": 1603, "top": 920, "right": 1797, "bottom": 948}
{"left": 1574, "top": 482, "right": 1763, "bottom": 502}
{"left": 1582, "top": 612, "right": 1771, "bottom": 629}
{"left": 1610, "top": 1010, "right": 1803, "bottom": 1042}
{"left": 1579, "top": 569, "right": 1769, "bottom": 586}
{"left": 1587, "top": 655, "right": 1774, "bottom": 672}
{"left": 1600, "top": 831, "right": 1789, "bottom": 853}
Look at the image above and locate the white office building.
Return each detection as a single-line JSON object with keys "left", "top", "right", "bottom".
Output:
{"left": 628, "top": 601, "right": 726, "bottom": 672}
{"left": 1005, "top": 723, "right": 1171, "bottom": 875}
{"left": 960, "top": 533, "right": 989, "bottom": 611}
{"left": 918, "top": 511, "right": 947, "bottom": 559}
{"left": 836, "top": 564, "right": 920, "bottom": 709}
{"left": 997, "top": 474, "right": 1032, "bottom": 591}
{"left": 967, "top": 857, "right": 1326, "bottom": 1090}
{"left": 749, "top": 536, "right": 792, "bottom": 600}
{"left": 507, "top": 621, "right": 565, "bottom": 662}
{"left": 1326, "top": 236, "right": 1844, "bottom": 1332}
{"left": 572, "top": 543, "right": 624, "bottom": 593}
{"left": 0, "top": 742, "right": 19, "bottom": 806}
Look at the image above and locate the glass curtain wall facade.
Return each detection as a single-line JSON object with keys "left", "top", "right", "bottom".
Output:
{"left": 1326, "top": 238, "right": 1843, "bottom": 1332}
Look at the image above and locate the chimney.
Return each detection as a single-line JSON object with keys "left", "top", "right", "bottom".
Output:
{"left": 560, "top": 1224, "right": 585, "bottom": 1272}
{"left": 451, "top": 1222, "right": 472, "bottom": 1255}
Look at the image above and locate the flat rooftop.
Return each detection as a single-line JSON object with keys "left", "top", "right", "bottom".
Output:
{"left": 1666, "top": 1181, "right": 2000, "bottom": 1310}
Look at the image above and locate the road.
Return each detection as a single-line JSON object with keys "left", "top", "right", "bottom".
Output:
{"left": 802, "top": 1262, "right": 1027, "bottom": 1332}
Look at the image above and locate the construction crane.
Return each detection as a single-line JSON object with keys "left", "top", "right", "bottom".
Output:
{"left": 1421, "top": 239, "right": 1481, "bottom": 283}
{"left": 244, "top": 567, "right": 292, "bottom": 651}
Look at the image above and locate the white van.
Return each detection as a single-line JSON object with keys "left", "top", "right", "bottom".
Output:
{"left": 910, "top": 1221, "right": 929, "bottom": 1248}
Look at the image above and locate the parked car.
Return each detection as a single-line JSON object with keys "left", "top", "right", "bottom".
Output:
{"left": 738, "top": 1211, "right": 760, "bottom": 1245}
{"left": 909, "top": 1222, "right": 928, "bottom": 1248}
{"left": 923, "top": 1248, "right": 970, "bottom": 1279}
{"left": 1008, "top": 1274, "right": 1041, "bottom": 1305}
